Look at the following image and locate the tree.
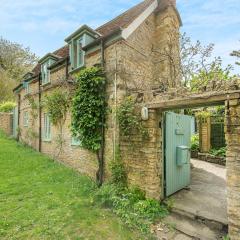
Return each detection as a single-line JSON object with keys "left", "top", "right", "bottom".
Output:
{"left": 152, "top": 32, "right": 233, "bottom": 90}
{"left": 0, "top": 37, "right": 38, "bottom": 102}
{"left": 230, "top": 45, "right": 240, "bottom": 66}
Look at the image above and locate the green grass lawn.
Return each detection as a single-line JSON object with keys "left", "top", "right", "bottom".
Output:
{"left": 0, "top": 132, "right": 143, "bottom": 240}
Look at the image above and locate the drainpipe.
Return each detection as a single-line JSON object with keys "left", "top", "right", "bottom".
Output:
{"left": 113, "top": 45, "right": 118, "bottom": 162}
{"left": 17, "top": 93, "right": 21, "bottom": 141}
{"left": 97, "top": 39, "right": 106, "bottom": 186}
{"left": 65, "top": 57, "right": 69, "bottom": 80}
{"left": 38, "top": 73, "right": 42, "bottom": 152}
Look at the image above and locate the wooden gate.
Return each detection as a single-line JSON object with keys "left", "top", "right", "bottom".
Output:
{"left": 164, "top": 112, "right": 192, "bottom": 197}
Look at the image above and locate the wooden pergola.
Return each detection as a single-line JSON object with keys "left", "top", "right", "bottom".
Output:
{"left": 147, "top": 90, "right": 240, "bottom": 110}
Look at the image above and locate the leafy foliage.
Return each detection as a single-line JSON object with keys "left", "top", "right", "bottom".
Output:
{"left": 191, "top": 134, "right": 199, "bottom": 152}
{"left": 179, "top": 33, "right": 234, "bottom": 89}
{"left": 190, "top": 58, "right": 233, "bottom": 92}
{"left": 0, "top": 37, "right": 38, "bottom": 102}
{"left": 117, "top": 97, "right": 147, "bottom": 138}
{"left": 110, "top": 150, "right": 127, "bottom": 188}
{"left": 93, "top": 184, "right": 168, "bottom": 234}
{"left": 196, "top": 111, "right": 211, "bottom": 122}
{"left": 0, "top": 101, "right": 16, "bottom": 112}
{"left": 26, "top": 95, "right": 38, "bottom": 120}
{"left": 231, "top": 45, "right": 240, "bottom": 66}
{"left": 71, "top": 67, "right": 106, "bottom": 152}
{"left": 44, "top": 90, "right": 69, "bottom": 126}
{"left": 209, "top": 147, "right": 226, "bottom": 157}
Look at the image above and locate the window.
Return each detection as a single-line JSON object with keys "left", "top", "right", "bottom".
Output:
{"left": 25, "top": 82, "right": 30, "bottom": 94}
{"left": 23, "top": 111, "right": 29, "bottom": 127}
{"left": 43, "top": 113, "right": 51, "bottom": 141}
{"left": 69, "top": 36, "right": 85, "bottom": 70}
{"left": 41, "top": 60, "right": 51, "bottom": 85}
{"left": 71, "top": 136, "right": 81, "bottom": 146}
{"left": 77, "top": 37, "right": 84, "bottom": 67}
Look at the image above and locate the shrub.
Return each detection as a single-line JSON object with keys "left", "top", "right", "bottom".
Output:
{"left": 117, "top": 97, "right": 148, "bottom": 139}
{"left": 209, "top": 147, "right": 226, "bottom": 157}
{"left": 0, "top": 101, "right": 16, "bottom": 112}
{"left": 191, "top": 134, "right": 199, "bottom": 151}
{"left": 93, "top": 184, "right": 168, "bottom": 234}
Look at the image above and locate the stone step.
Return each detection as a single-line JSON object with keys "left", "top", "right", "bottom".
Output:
{"left": 172, "top": 207, "right": 228, "bottom": 231}
{"left": 164, "top": 210, "right": 228, "bottom": 240}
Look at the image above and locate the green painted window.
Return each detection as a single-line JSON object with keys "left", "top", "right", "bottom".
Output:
{"left": 43, "top": 113, "right": 51, "bottom": 141}
{"left": 23, "top": 111, "right": 29, "bottom": 127}
{"left": 71, "top": 136, "right": 81, "bottom": 146}
{"left": 25, "top": 82, "right": 30, "bottom": 94}
{"left": 41, "top": 60, "right": 51, "bottom": 85}
{"left": 69, "top": 36, "right": 86, "bottom": 70}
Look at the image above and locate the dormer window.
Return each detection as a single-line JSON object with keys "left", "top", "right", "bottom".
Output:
{"left": 70, "top": 37, "right": 85, "bottom": 70}
{"left": 39, "top": 55, "right": 58, "bottom": 86}
{"left": 41, "top": 59, "right": 51, "bottom": 85}
{"left": 25, "top": 82, "right": 30, "bottom": 94}
{"left": 65, "top": 25, "right": 99, "bottom": 72}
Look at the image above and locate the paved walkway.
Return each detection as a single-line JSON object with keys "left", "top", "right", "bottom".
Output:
{"left": 170, "top": 159, "right": 227, "bottom": 225}
{"left": 155, "top": 159, "right": 227, "bottom": 240}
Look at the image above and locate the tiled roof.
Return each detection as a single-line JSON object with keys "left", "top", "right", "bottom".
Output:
{"left": 96, "top": 0, "right": 155, "bottom": 36}
{"left": 32, "top": 45, "right": 69, "bottom": 77}
{"left": 25, "top": 0, "right": 157, "bottom": 80}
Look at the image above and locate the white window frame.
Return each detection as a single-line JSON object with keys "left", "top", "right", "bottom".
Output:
{"left": 23, "top": 111, "right": 29, "bottom": 127}
{"left": 43, "top": 113, "right": 51, "bottom": 141}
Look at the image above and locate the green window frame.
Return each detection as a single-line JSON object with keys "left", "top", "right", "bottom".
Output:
{"left": 71, "top": 136, "right": 81, "bottom": 146}
{"left": 70, "top": 36, "right": 85, "bottom": 70}
{"left": 43, "top": 113, "right": 51, "bottom": 141}
{"left": 23, "top": 111, "right": 29, "bottom": 127}
{"left": 77, "top": 37, "right": 85, "bottom": 68}
{"left": 41, "top": 60, "right": 51, "bottom": 85}
{"left": 25, "top": 82, "right": 30, "bottom": 94}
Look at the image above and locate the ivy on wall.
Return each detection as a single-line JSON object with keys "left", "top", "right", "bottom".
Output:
{"left": 44, "top": 90, "right": 69, "bottom": 127}
{"left": 71, "top": 67, "right": 106, "bottom": 152}
{"left": 117, "top": 96, "right": 148, "bottom": 139}
{"left": 44, "top": 89, "right": 70, "bottom": 157}
{"left": 71, "top": 67, "right": 106, "bottom": 186}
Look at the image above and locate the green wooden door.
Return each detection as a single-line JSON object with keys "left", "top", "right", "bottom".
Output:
{"left": 164, "top": 112, "right": 191, "bottom": 197}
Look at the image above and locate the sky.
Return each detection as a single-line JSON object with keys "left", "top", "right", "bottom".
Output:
{"left": 0, "top": 0, "right": 239, "bottom": 73}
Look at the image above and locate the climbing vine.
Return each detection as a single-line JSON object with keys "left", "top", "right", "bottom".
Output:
{"left": 44, "top": 89, "right": 70, "bottom": 156}
{"left": 71, "top": 67, "right": 106, "bottom": 185}
{"left": 117, "top": 96, "right": 148, "bottom": 138}
{"left": 45, "top": 89, "right": 69, "bottom": 126}
{"left": 26, "top": 95, "right": 38, "bottom": 120}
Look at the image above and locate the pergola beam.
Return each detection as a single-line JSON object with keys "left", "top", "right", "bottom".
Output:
{"left": 147, "top": 91, "right": 240, "bottom": 110}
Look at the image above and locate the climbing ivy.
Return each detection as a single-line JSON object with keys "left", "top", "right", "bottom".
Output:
{"left": 44, "top": 89, "right": 70, "bottom": 157}
{"left": 26, "top": 95, "right": 38, "bottom": 120}
{"left": 117, "top": 96, "right": 148, "bottom": 138}
{"left": 71, "top": 67, "right": 106, "bottom": 152}
{"left": 44, "top": 89, "right": 69, "bottom": 126}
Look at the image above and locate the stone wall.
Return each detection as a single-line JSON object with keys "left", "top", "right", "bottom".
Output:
{"left": 120, "top": 109, "right": 163, "bottom": 199}
{"left": 15, "top": 5, "right": 181, "bottom": 200}
{"left": 225, "top": 99, "right": 240, "bottom": 239}
{"left": 0, "top": 113, "right": 13, "bottom": 136}
{"left": 18, "top": 80, "right": 39, "bottom": 150}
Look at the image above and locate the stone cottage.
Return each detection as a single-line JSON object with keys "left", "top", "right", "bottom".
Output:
{"left": 12, "top": 0, "right": 240, "bottom": 238}
{"left": 14, "top": 0, "right": 181, "bottom": 194}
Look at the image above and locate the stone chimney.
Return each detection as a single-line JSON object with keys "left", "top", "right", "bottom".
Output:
{"left": 158, "top": 0, "right": 176, "bottom": 9}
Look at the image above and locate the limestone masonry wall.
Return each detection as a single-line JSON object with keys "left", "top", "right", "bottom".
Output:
{"left": 225, "top": 99, "right": 240, "bottom": 239}
{"left": 0, "top": 113, "right": 13, "bottom": 136}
